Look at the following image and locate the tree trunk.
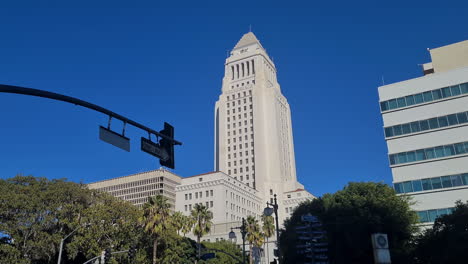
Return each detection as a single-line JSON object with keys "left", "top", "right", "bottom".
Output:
{"left": 153, "top": 236, "right": 158, "bottom": 264}
{"left": 249, "top": 242, "right": 253, "bottom": 264}
{"left": 197, "top": 235, "right": 201, "bottom": 259}
{"left": 266, "top": 237, "right": 270, "bottom": 264}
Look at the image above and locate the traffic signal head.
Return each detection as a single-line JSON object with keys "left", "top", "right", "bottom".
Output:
{"left": 128, "top": 245, "right": 136, "bottom": 260}
{"left": 104, "top": 248, "right": 112, "bottom": 263}
{"left": 159, "top": 122, "right": 175, "bottom": 169}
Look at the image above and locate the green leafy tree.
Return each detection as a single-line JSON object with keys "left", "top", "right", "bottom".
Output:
{"left": 0, "top": 176, "right": 142, "bottom": 264}
{"left": 191, "top": 204, "right": 213, "bottom": 259}
{"left": 181, "top": 214, "right": 195, "bottom": 237}
{"left": 413, "top": 200, "right": 468, "bottom": 264}
{"left": 201, "top": 240, "right": 244, "bottom": 264}
{"left": 279, "top": 182, "right": 419, "bottom": 264}
{"left": 246, "top": 215, "right": 264, "bottom": 264}
{"left": 172, "top": 211, "right": 185, "bottom": 236}
{"left": 262, "top": 215, "right": 275, "bottom": 263}
{"left": 139, "top": 195, "right": 173, "bottom": 264}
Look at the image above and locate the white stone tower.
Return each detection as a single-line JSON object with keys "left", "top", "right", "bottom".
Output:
{"left": 214, "top": 32, "right": 304, "bottom": 205}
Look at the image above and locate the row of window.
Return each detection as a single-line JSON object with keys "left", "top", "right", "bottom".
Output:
{"left": 100, "top": 176, "right": 165, "bottom": 192}
{"left": 227, "top": 90, "right": 252, "bottom": 101}
{"left": 380, "top": 82, "right": 468, "bottom": 112}
{"left": 417, "top": 207, "right": 454, "bottom": 223}
{"left": 228, "top": 134, "right": 254, "bottom": 144}
{"left": 227, "top": 112, "right": 253, "bottom": 121}
{"left": 389, "top": 141, "right": 468, "bottom": 165}
{"left": 394, "top": 173, "right": 468, "bottom": 194}
{"left": 184, "top": 201, "right": 214, "bottom": 211}
{"left": 227, "top": 98, "right": 253, "bottom": 108}
{"left": 231, "top": 80, "right": 255, "bottom": 89}
{"left": 384, "top": 111, "right": 468, "bottom": 138}
{"left": 231, "top": 60, "right": 255, "bottom": 80}
{"left": 228, "top": 127, "right": 253, "bottom": 138}
{"left": 109, "top": 183, "right": 164, "bottom": 197}
{"left": 184, "top": 190, "right": 214, "bottom": 200}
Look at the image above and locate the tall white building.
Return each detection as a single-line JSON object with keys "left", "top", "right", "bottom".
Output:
{"left": 378, "top": 40, "right": 468, "bottom": 225}
{"left": 214, "top": 32, "right": 309, "bottom": 217}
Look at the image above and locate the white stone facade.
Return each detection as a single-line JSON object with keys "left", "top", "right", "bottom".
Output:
{"left": 214, "top": 32, "right": 310, "bottom": 226}
{"left": 378, "top": 40, "right": 468, "bottom": 225}
{"left": 88, "top": 168, "right": 181, "bottom": 209}
{"left": 175, "top": 171, "right": 263, "bottom": 242}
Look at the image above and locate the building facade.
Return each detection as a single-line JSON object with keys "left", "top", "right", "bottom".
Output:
{"left": 378, "top": 40, "right": 468, "bottom": 225}
{"left": 214, "top": 32, "right": 311, "bottom": 222}
{"left": 88, "top": 168, "right": 181, "bottom": 209}
{"left": 175, "top": 171, "right": 263, "bottom": 242}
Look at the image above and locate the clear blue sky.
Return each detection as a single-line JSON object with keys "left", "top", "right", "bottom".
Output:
{"left": 1, "top": 0, "right": 467, "bottom": 196}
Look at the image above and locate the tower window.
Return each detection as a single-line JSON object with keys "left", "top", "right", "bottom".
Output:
{"left": 236, "top": 64, "right": 239, "bottom": 79}
{"left": 251, "top": 59, "right": 255, "bottom": 74}
{"left": 231, "top": 66, "right": 234, "bottom": 80}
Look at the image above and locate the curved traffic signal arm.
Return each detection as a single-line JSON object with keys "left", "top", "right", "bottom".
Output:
{"left": 0, "top": 84, "right": 182, "bottom": 168}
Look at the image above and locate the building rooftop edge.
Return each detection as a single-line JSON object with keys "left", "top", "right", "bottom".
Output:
{"left": 87, "top": 168, "right": 180, "bottom": 185}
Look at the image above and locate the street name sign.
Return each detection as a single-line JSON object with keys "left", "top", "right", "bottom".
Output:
{"left": 99, "top": 126, "right": 130, "bottom": 152}
{"left": 141, "top": 137, "right": 169, "bottom": 161}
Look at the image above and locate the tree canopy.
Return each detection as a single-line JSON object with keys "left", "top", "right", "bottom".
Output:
{"left": 279, "top": 182, "right": 419, "bottom": 264}
{"left": 413, "top": 200, "right": 468, "bottom": 264}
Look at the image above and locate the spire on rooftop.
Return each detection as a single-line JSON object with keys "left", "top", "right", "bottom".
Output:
{"left": 233, "top": 32, "right": 263, "bottom": 50}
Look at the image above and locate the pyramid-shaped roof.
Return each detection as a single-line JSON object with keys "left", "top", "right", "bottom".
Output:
{"left": 233, "top": 32, "right": 263, "bottom": 50}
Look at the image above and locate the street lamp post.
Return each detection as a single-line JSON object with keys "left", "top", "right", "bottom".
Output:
{"left": 228, "top": 217, "right": 247, "bottom": 264}
{"left": 57, "top": 223, "right": 89, "bottom": 264}
{"left": 264, "top": 194, "right": 281, "bottom": 264}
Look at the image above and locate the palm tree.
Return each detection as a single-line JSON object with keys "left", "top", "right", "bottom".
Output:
{"left": 181, "top": 214, "right": 195, "bottom": 237}
{"left": 246, "top": 215, "right": 264, "bottom": 264}
{"left": 172, "top": 211, "right": 185, "bottom": 236}
{"left": 139, "top": 195, "right": 172, "bottom": 264}
{"left": 191, "top": 203, "right": 213, "bottom": 259}
{"left": 262, "top": 215, "right": 275, "bottom": 264}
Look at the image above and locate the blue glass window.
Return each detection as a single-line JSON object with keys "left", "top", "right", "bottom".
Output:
{"left": 420, "top": 120, "right": 430, "bottom": 131}
{"left": 423, "top": 91, "right": 433, "bottom": 102}
{"left": 388, "top": 99, "right": 397, "bottom": 109}
{"left": 447, "top": 114, "right": 459, "bottom": 125}
{"left": 398, "top": 153, "right": 407, "bottom": 163}
{"left": 451, "top": 175, "right": 463, "bottom": 187}
{"left": 438, "top": 116, "right": 449, "bottom": 127}
{"left": 418, "top": 211, "right": 429, "bottom": 222}
{"left": 421, "top": 179, "right": 432, "bottom": 190}
{"left": 416, "top": 150, "right": 426, "bottom": 161}
{"left": 437, "top": 208, "right": 449, "bottom": 217}
{"left": 462, "top": 173, "right": 468, "bottom": 185}
{"left": 444, "top": 145, "right": 455, "bottom": 156}
{"left": 454, "top": 143, "right": 466, "bottom": 154}
{"left": 384, "top": 127, "right": 393, "bottom": 137}
{"left": 441, "top": 176, "right": 452, "bottom": 188}
{"left": 441, "top": 87, "right": 452, "bottom": 98}
{"left": 397, "top": 97, "right": 407, "bottom": 107}
{"left": 461, "top": 83, "right": 468, "bottom": 94}
{"left": 410, "top": 122, "right": 421, "bottom": 133}
{"left": 429, "top": 118, "right": 439, "bottom": 129}
{"left": 414, "top": 94, "right": 424, "bottom": 104}
{"left": 450, "top": 85, "right": 461, "bottom": 96}
{"left": 394, "top": 183, "right": 403, "bottom": 194}
{"left": 393, "top": 125, "right": 402, "bottom": 136}
{"left": 432, "top": 89, "right": 442, "bottom": 100}
{"left": 425, "top": 148, "right": 436, "bottom": 159}
{"left": 380, "top": 101, "right": 389, "bottom": 111}
{"left": 428, "top": 210, "right": 438, "bottom": 222}
{"left": 406, "top": 151, "right": 416, "bottom": 162}
{"left": 457, "top": 112, "right": 468, "bottom": 123}
{"left": 435, "top": 146, "right": 445, "bottom": 158}
{"left": 402, "top": 181, "right": 413, "bottom": 193}
{"left": 402, "top": 124, "right": 411, "bottom": 134}
{"left": 412, "top": 180, "right": 423, "bottom": 192}
{"left": 431, "top": 177, "right": 442, "bottom": 189}
{"left": 405, "top": 95, "right": 415, "bottom": 106}
{"left": 389, "top": 155, "right": 396, "bottom": 165}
